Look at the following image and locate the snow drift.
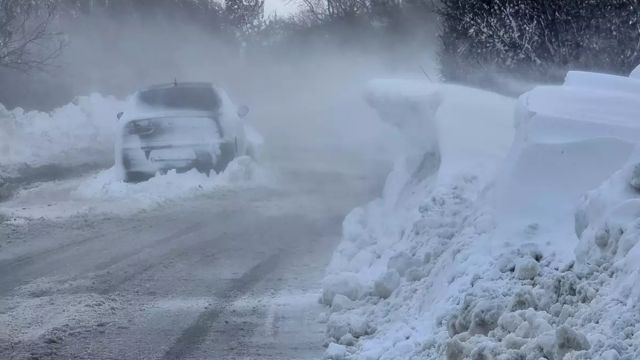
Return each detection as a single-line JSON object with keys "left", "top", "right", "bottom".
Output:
{"left": 0, "top": 156, "right": 269, "bottom": 221}
{"left": 321, "top": 70, "right": 640, "bottom": 360}
{"left": 0, "top": 94, "right": 124, "bottom": 202}
{"left": 492, "top": 72, "right": 640, "bottom": 259}
{"left": 575, "top": 150, "right": 640, "bottom": 314}
{"left": 0, "top": 94, "right": 124, "bottom": 170}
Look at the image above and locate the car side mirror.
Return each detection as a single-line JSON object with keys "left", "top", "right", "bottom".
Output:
{"left": 117, "top": 111, "right": 124, "bottom": 120}
{"left": 237, "top": 105, "right": 250, "bottom": 119}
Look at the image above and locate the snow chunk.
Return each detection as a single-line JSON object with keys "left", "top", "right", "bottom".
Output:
{"left": 555, "top": 325, "right": 590, "bottom": 359}
{"left": 321, "top": 273, "right": 364, "bottom": 306}
{"left": 508, "top": 288, "right": 538, "bottom": 311}
{"left": 339, "top": 333, "right": 356, "bottom": 346}
{"left": 469, "top": 301, "right": 504, "bottom": 335}
{"left": 373, "top": 270, "right": 401, "bottom": 299}
{"left": 387, "top": 251, "right": 420, "bottom": 277}
{"left": 324, "top": 343, "right": 348, "bottom": 360}
{"left": 331, "top": 294, "right": 355, "bottom": 313}
{"left": 327, "top": 312, "right": 370, "bottom": 340}
{"left": 514, "top": 258, "right": 539, "bottom": 280}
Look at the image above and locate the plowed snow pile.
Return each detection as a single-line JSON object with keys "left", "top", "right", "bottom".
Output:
{"left": 321, "top": 72, "right": 640, "bottom": 360}
{"left": 0, "top": 156, "right": 268, "bottom": 220}
{"left": 0, "top": 94, "right": 124, "bottom": 170}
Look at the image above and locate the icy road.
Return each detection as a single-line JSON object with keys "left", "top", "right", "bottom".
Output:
{"left": 0, "top": 150, "right": 384, "bottom": 359}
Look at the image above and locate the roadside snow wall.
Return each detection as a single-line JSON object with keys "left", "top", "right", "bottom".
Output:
{"left": 570, "top": 151, "right": 640, "bottom": 358}
{"left": 0, "top": 94, "right": 124, "bottom": 172}
{"left": 321, "top": 70, "right": 640, "bottom": 360}
{"left": 492, "top": 72, "right": 640, "bottom": 259}
{"left": 321, "top": 80, "right": 516, "bottom": 360}
{"left": 0, "top": 94, "right": 124, "bottom": 200}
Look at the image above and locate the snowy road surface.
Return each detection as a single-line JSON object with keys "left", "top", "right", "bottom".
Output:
{"left": 0, "top": 152, "right": 383, "bottom": 359}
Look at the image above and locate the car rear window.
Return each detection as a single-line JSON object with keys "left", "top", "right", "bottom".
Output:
{"left": 138, "top": 86, "right": 221, "bottom": 111}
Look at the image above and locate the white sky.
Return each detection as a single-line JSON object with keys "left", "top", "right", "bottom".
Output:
{"left": 264, "top": 0, "right": 298, "bottom": 17}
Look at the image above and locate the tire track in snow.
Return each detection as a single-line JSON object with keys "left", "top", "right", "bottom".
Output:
{"left": 91, "top": 222, "right": 220, "bottom": 295}
{"left": 0, "top": 223, "right": 143, "bottom": 294}
{"left": 0, "top": 223, "right": 142, "bottom": 269}
{"left": 161, "top": 252, "right": 282, "bottom": 360}
{"left": 91, "top": 222, "right": 207, "bottom": 273}
{"left": 0, "top": 221, "right": 207, "bottom": 295}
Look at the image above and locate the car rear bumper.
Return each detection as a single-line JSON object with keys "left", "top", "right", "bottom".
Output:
{"left": 121, "top": 143, "right": 217, "bottom": 174}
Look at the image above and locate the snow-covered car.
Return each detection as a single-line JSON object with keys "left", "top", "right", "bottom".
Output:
{"left": 115, "top": 82, "right": 252, "bottom": 182}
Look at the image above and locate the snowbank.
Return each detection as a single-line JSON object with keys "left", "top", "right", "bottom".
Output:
{"left": 630, "top": 64, "right": 640, "bottom": 79}
{"left": 565, "top": 71, "right": 640, "bottom": 96}
{"left": 0, "top": 156, "right": 270, "bottom": 220}
{"left": 0, "top": 94, "right": 124, "bottom": 169}
{"left": 325, "top": 80, "right": 514, "bottom": 288}
{"left": 322, "top": 80, "right": 515, "bottom": 360}
{"left": 575, "top": 150, "right": 640, "bottom": 304}
{"left": 492, "top": 72, "right": 640, "bottom": 259}
{"left": 76, "top": 156, "right": 262, "bottom": 200}
{"left": 322, "top": 70, "right": 640, "bottom": 360}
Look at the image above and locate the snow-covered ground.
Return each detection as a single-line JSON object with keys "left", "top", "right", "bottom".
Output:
{"left": 320, "top": 71, "right": 640, "bottom": 359}
{"left": 0, "top": 156, "right": 270, "bottom": 221}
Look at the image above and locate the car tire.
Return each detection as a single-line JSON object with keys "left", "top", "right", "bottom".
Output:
{"left": 122, "top": 151, "right": 153, "bottom": 183}
{"left": 213, "top": 141, "right": 236, "bottom": 174}
{"left": 194, "top": 151, "right": 214, "bottom": 177}
{"left": 124, "top": 171, "right": 153, "bottom": 183}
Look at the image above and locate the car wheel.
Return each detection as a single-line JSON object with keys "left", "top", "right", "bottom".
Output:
{"left": 122, "top": 151, "right": 153, "bottom": 183}
{"left": 194, "top": 151, "right": 214, "bottom": 177}
{"left": 213, "top": 141, "right": 236, "bottom": 174}
{"left": 124, "top": 171, "right": 153, "bottom": 183}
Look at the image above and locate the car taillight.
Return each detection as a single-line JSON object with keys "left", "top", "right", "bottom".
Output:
{"left": 126, "top": 120, "right": 156, "bottom": 136}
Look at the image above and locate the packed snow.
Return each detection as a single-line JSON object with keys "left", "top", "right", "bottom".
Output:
{"left": 321, "top": 70, "right": 640, "bottom": 359}
{"left": 0, "top": 156, "right": 270, "bottom": 220}
{"left": 0, "top": 94, "right": 124, "bottom": 170}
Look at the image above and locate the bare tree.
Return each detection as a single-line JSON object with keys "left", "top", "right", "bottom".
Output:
{"left": 0, "top": 0, "right": 64, "bottom": 72}
{"left": 225, "top": 0, "right": 265, "bottom": 34}
{"left": 438, "top": 0, "right": 640, "bottom": 85}
{"left": 298, "top": 0, "right": 368, "bottom": 23}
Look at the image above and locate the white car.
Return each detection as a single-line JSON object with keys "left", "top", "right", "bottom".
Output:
{"left": 115, "top": 82, "right": 253, "bottom": 182}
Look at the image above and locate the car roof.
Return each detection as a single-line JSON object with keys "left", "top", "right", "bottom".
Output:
{"left": 140, "top": 82, "right": 215, "bottom": 92}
